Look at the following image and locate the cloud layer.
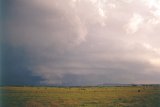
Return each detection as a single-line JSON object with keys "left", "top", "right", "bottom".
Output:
{"left": 3, "top": 0, "right": 160, "bottom": 85}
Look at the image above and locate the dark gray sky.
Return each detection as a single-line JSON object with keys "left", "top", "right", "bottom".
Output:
{"left": 2, "top": 0, "right": 160, "bottom": 85}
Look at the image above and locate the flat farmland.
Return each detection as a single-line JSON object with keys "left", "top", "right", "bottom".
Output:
{"left": 0, "top": 86, "right": 160, "bottom": 107}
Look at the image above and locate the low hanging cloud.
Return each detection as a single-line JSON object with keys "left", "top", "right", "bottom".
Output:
{"left": 3, "top": 0, "right": 160, "bottom": 85}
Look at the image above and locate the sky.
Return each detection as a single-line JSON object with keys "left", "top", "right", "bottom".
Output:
{"left": 2, "top": 0, "right": 160, "bottom": 86}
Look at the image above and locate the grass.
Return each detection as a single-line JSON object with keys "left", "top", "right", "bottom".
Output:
{"left": 0, "top": 86, "right": 160, "bottom": 107}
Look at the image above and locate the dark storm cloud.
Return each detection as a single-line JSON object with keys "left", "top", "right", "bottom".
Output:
{"left": 3, "top": 0, "right": 160, "bottom": 85}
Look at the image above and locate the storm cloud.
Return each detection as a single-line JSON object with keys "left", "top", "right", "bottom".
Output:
{"left": 2, "top": 0, "right": 160, "bottom": 85}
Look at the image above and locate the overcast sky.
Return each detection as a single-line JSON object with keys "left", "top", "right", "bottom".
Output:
{"left": 2, "top": 0, "right": 160, "bottom": 85}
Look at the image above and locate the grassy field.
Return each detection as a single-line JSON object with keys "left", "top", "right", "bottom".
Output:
{"left": 0, "top": 86, "right": 160, "bottom": 107}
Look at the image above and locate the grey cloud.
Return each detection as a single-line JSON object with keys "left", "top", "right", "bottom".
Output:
{"left": 6, "top": 0, "right": 87, "bottom": 50}
{"left": 3, "top": 0, "right": 160, "bottom": 85}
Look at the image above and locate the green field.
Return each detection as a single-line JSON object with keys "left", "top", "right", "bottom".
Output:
{"left": 0, "top": 86, "right": 160, "bottom": 107}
